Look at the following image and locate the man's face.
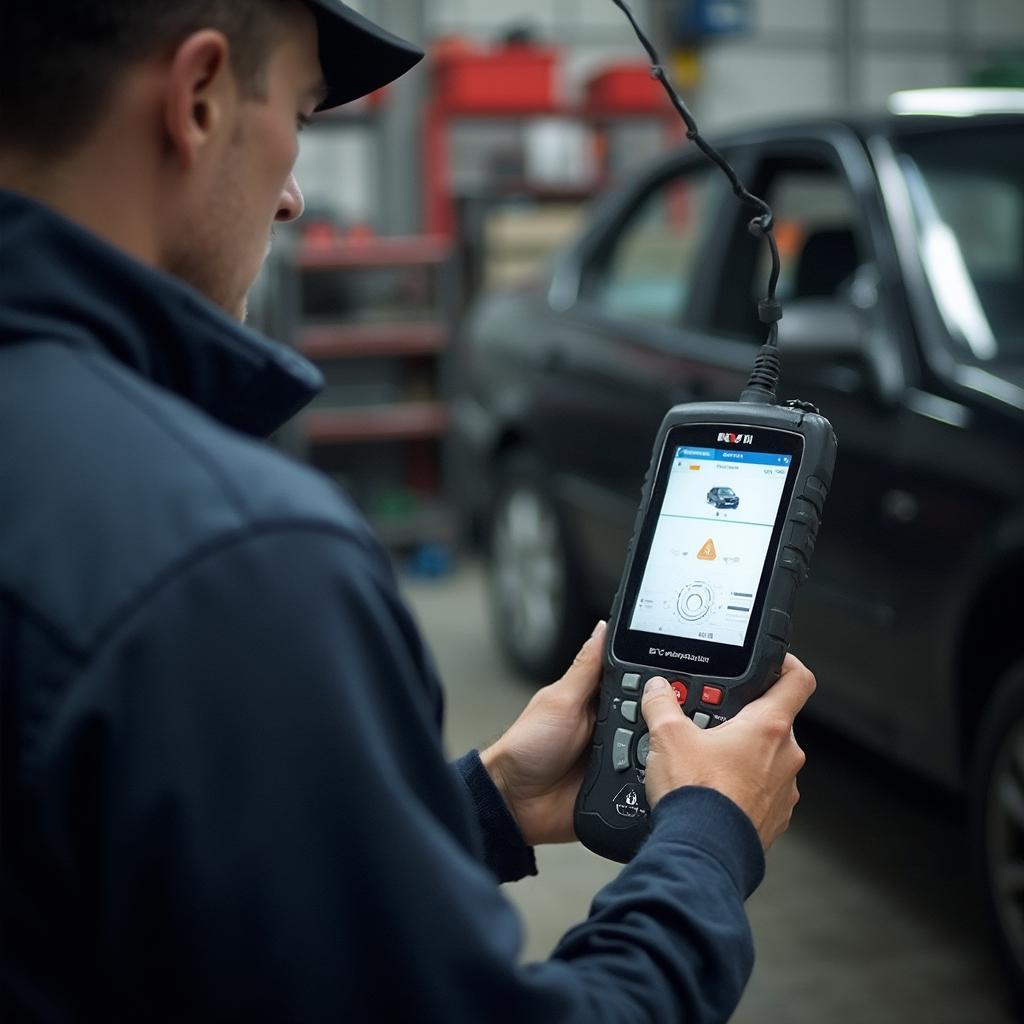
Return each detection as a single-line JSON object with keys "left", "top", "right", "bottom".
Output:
{"left": 166, "top": 7, "right": 324, "bottom": 320}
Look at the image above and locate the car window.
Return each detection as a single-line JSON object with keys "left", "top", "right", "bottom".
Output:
{"left": 896, "top": 125, "right": 1024, "bottom": 362}
{"left": 585, "top": 166, "right": 719, "bottom": 327}
{"left": 710, "top": 157, "right": 870, "bottom": 342}
{"left": 767, "top": 173, "right": 861, "bottom": 302}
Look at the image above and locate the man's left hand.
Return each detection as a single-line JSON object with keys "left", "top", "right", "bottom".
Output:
{"left": 481, "top": 621, "right": 605, "bottom": 846}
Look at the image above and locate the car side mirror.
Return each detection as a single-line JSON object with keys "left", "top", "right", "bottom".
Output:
{"left": 777, "top": 298, "right": 866, "bottom": 361}
{"left": 776, "top": 294, "right": 904, "bottom": 405}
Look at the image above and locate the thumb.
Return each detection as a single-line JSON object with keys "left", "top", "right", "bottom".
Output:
{"left": 552, "top": 620, "right": 606, "bottom": 702}
{"left": 641, "top": 676, "right": 689, "bottom": 731}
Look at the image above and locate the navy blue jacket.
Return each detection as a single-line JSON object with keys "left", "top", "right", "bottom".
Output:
{"left": 0, "top": 188, "right": 764, "bottom": 1022}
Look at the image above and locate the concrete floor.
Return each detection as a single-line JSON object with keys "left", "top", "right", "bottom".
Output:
{"left": 401, "top": 560, "right": 1015, "bottom": 1024}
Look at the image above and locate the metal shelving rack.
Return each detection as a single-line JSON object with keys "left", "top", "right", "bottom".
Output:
{"left": 265, "top": 222, "right": 458, "bottom": 550}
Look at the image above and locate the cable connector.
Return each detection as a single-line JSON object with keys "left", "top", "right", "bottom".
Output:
{"left": 611, "top": 0, "right": 785, "bottom": 406}
{"left": 739, "top": 341, "right": 782, "bottom": 405}
{"left": 784, "top": 399, "right": 819, "bottom": 414}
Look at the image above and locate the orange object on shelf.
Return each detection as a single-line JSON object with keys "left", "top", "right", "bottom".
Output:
{"left": 345, "top": 222, "right": 377, "bottom": 244}
{"left": 586, "top": 63, "right": 668, "bottom": 113}
{"left": 433, "top": 43, "right": 559, "bottom": 113}
{"left": 304, "top": 402, "right": 449, "bottom": 445}
{"left": 298, "top": 323, "right": 447, "bottom": 360}
{"left": 302, "top": 221, "right": 338, "bottom": 248}
{"left": 295, "top": 235, "right": 452, "bottom": 270}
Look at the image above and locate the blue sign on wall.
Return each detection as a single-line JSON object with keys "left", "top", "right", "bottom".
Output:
{"left": 678, "top": 0, "right": 752, "bottom": 39}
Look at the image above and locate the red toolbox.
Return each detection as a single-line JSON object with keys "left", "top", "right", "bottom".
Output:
{"left": 433, "top": 43, "right": 559, "bottom": 113}
{"left": 586, "top": 62, "right": 666, "bottom": 112}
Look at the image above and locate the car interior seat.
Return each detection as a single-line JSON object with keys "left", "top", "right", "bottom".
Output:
{"left": 793, "top": 227, "right": 860, "bottom": 299}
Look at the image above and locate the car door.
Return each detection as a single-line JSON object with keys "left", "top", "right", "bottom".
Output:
{"left": 529, "top": 155, "right": 740, "bottom": 601}
{"left": 688, "top": 131, "right": 915, "bottom": 731}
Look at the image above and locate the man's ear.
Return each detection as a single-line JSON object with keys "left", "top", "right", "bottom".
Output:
{"left": 163, "top": 30, "right": 236, "bottom": 169}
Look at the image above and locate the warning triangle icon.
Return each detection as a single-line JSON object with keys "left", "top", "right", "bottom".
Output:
{"left": 613, "top": 784, "right": 647, "bottom": 819}
{"left": 698, "top": 538, "right": 717, "bottom": 561}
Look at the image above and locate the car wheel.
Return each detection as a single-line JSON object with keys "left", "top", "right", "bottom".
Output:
{"left": 487, "top": 452, "right": 591, "bottom": 681}
{"left": 972, "top": 660, "right": 1024, "bottom": 1003}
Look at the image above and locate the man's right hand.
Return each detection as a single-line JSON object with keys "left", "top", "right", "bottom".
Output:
{"left": 640, "top": 654, "right": 815, "bottom": 850}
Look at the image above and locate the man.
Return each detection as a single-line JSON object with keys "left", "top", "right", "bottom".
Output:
{"left": 0, "top": 2, "right": 814, "bottom": 1020}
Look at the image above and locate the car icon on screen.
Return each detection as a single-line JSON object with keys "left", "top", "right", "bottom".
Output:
{"left": 707, "top": 487, "right": 739, "bottom": 509}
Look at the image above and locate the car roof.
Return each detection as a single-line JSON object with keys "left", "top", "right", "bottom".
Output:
{"left": 703, "top": 108, "right": 1022, "bottom": 153}
{"left": 670, "top": 88, "right": 1022, "bottom": 152}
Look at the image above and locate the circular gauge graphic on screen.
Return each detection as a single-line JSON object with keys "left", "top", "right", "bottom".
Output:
{"left": 677, "top": 582, "right": 714, "bottom": 621}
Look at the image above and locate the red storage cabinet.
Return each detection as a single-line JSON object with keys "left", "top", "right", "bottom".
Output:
{"left": 585, "top": 62, "right": 667, "bottom": 113}
{"left": 433, "top": 43, "right": 559, "bottom": 113}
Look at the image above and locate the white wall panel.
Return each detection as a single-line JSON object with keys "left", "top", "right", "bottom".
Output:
{"left": 427, "top": 0, "right": 655, "bottom": 40}
{"left": 577, "top": 0, "right": 647, "bottom": 29}
{"left": 862, "top": 0, "right": 954, "bottom": 38}
{"left": 970, "top": 0, "right": 1024, "bottom": 43}
{"left": 860, "top": 52, "right": 960, "bottom": 109}
{"left": 294, "top": 134, "right": 376, "bottom": 225}
{"left": 698, "top": 46, "right": 837, "bottom": 130}
{"left": 754, "top": 0, "right": 838, "bottom": 33}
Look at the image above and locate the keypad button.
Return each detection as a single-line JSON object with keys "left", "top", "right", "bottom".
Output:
{"left": 670, "top": 681, "right": 688, "bottom": 706}
{"left": 621, "top": 700, "right": 638, "bottom": 724}
{"left": 700, "top": 685, "right": 723, "bottom": 707}
{"left": 621, "top": 672, "right": 641, "bottom": 693}
{"left": 693, "top": 712, "right": 711, "bottom": 729}
{"left": 636, "top": 732, "right": 650, "bottom": 768}
{"left": 613, "top": 728, "right": 633, "bottom": 771}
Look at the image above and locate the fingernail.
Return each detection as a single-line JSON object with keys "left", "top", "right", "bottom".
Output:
{"left": 644, "top": 677, "right": 668, "bottom": 694}
{"left": 591, "top": 620, "right": 606, "bottom": 638}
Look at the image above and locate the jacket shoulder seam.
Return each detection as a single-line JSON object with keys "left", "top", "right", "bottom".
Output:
{"left": 85, "top": 518, "right": 375, "bottom": 660}
{"left": 0, "top": 582, "right": 90, "bottom": 662}
{"left": 71, "top": 347, "right": 252, "bottom": 518}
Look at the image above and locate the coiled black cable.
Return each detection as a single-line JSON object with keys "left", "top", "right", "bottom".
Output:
{"left": 610, "top": 0, "right": 783, "bottom": 404}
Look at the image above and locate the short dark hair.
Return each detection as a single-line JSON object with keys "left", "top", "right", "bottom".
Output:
{"left": 0, "top": 1, "right": 298, "bottom": 159}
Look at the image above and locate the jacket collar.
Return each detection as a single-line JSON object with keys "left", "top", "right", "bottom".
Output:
{"left": 0, "top": 187, "right": 323, "bottom": 437}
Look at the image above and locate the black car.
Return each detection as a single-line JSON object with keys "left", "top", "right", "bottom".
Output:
{"left": 707, "top": 486, "right": 739, "bottom": 509}
{"left": 450, "top": 91, "right": 1024, "bottom": 994}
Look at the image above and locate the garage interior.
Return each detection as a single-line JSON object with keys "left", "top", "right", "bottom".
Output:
{"left": 48, "top": 0, "right": 1020, "bottom": 1020}
{"left": 244, "top": 1, "right": 1024, "bottom": 1020}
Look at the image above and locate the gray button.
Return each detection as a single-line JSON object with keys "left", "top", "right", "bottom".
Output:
{"left": 693, "top": 712, "right": 711, "bottom": 729}
{"left": 636, "top": 732, "right": 650, "bottom": 767}
{"left": 621, "top": 700, "right": 638, "bottom": 723}
{"left": 621, "top": 672, "right": 641, "bottom": 693}
{"left": 613, "top": 728, "right": 633, "bottom": 771}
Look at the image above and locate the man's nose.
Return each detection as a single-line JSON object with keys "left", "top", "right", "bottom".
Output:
{"left": 276, "top": 173, "right": 304, "bottom": 222}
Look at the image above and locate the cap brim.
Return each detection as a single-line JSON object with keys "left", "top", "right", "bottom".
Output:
{"left": 303, "top": 0, "right": 424, "bottom": 110}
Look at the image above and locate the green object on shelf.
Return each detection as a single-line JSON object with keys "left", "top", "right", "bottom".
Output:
{"left": 370, "top": 488, "right": 418, "bottom": 522}
{"left": 971, "top": 59, "right": 1024, "bottom": 88}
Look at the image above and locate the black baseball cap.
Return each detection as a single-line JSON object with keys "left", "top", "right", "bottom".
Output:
{"left": 301, "top": 0, "right": 424, "bottom": 110}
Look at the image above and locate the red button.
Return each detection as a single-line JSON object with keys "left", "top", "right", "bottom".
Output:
{"left": 701, "top": 685, "right": 724, "bottom": 706}
{"left": 670, "top": 681, "right": 688, "bottom": 706}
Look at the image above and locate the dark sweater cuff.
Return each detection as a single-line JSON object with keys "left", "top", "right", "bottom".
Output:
{"left": 453, "top": 749, "right": 538, "bottom": 883}
{"left": 649, "top": 786, "right": 766, "bottom": 898}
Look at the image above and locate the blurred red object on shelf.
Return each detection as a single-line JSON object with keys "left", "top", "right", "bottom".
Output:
{"left": 302, "top": 221, "right": 338, "bottom": 248}
{"left": 585, "top": 63, "right": 668, "bottom": 113}
{"left": 432, "top": 40, "right": 558, "bottom": 113}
